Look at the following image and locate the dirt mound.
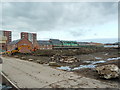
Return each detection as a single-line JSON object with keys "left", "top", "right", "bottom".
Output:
{"left": 49, "top": 54, "right": 80, "bottom": 64}
{"left": 96, "top": 64, "right": 120, "bottom": 79}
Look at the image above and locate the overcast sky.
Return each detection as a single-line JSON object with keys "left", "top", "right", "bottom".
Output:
{"left": 1, "top": 2, "right": 118, "bottom": 42}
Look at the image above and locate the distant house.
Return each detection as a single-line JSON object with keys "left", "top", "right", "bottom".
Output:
{"left": 61, "top": 41, "right": 78, "bottom": 46}
{"left": 49, "top": 39, "right": 62, "bottom": 46}
{"left": 77, "top": 42, "right": 104, "bottom": 48}
{"left": 37, "top": 40, "right": 53, "bottom": 50}
{"left": 7, "top": 38, "right": 32, "bottom": 53}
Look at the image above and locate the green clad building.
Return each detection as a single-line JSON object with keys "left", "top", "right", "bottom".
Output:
{"left": 61, "top": 41, "right": 78, "bottom": 47}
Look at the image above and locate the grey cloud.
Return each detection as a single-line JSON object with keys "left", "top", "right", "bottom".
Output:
{"left": 70, "top": 31, "right": 84, "bottom": 37}
{"left": 0, "top": 3, "right": 2, "bottom": 28}
{"left": 2, "top": 2, "right": 118, "bottom": 34}
{"left": 69, "top": 28, "right": 91, "bottom": 37}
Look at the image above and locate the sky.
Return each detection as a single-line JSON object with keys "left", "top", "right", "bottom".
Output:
{"left": 0, "top": 2, "right": 118, "bottom": 43}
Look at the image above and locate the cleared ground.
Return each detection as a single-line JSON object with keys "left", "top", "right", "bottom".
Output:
{"left": 2, "top": 56, "right": 118, "bottom": 88}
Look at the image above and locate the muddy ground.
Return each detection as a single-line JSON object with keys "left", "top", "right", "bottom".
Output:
{"left": 73, "top": 49, "right": 120, "bottom": 85}
{"left": 4, "top": 48, "right": 120, "bottom": 86}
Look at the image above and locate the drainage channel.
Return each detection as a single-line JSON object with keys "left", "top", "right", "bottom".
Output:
{"left": 1, "top": 72, "right": 20, "bottom": 90}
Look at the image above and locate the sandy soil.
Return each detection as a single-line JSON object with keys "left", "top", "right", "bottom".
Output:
{"left": 1, "top": 56, "right": 119, "bottom": 88}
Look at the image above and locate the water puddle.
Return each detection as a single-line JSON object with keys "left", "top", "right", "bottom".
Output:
{"left": 0, "top": 84, "right": 12, "bottom": 90}
{"left": 57, "top": 66, "right": 71, "bottom": 71}
{"left": 57, "top": 64, "right": 97, "bottom": 71}
{"left": 72, "top": 64, "right": 97, "bottom": 70}
{"left": 0, "top": 84, "right": 2, "bottom": 90}
{"left": 91, "top": 60, "right": 106, "bottom": 64}
{"left": 57, "top": 57, "right": 120, "bottom": 71}
{"left": 95, "top": 57, "right": 102, "bottom": 60}
{"left": 83, "top": 60, "right": 106, "bottom": 64}
{"left": 107, "top": 57, "right": 120, "bottom": 61}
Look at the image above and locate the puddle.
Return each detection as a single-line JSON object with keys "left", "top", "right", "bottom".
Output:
{"left": 0, "top": 84, "right": 12, "bottom": 90}
{"left": 57, "top": 64, "right": 97, "bottom": 71}
{"left": 57, "top": 66, "right": 71, "bottom": 71}
{"left": 95, "top": 57, "right": 102, "bottom": 59}
{"left": 57, "top": 57, "right": 120, "bottom": 71}
{"left": 107, "top": 57, "right": 120, "bottom": 61}
{"left": 91, "top": 60, "right": 106, "bottom": 64}
{"left": 72, "top": 64, "right": 97, "bottom": 70}
{"left": 0, "top": 84, "right": 2, "bottom": 90}
{"left": 83, "top": 60, "right": 106, "bottom": 64}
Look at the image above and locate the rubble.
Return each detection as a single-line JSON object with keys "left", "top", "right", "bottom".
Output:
{"left": 96, "top": 64, "right": 119, "bottom": 79}
{"left": 49, "top": 62, "right": 58, "bottom": 66}
{"left": 28, "top": 59, "right": 33, "bottom": 61}
{"left": 49, "top": 54, "right": 79, "bottom": 64}
{"left": 14, "top": 55, "right": 19, "bottom": 58}
{"left": 36, "top": 60, "right": 40, "bottom": 63}
{"left": 20, "top": 57, "right": 26, "bottom": 60}
{"left": 36, "top": 60, "right": 44, "bottom": 64}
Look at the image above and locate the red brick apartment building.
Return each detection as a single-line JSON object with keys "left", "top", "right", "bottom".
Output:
{"left": 0, "top": 30, "right": 12, "bottom": 51}
{"left": 21, "top": 32, "right": 38, "bottom": 48}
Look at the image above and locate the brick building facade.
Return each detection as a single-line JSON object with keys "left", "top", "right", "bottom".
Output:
{"left": 7, "top": 38, "right": 32, "bottom": 53}
{"left": 0, "top": 30, "right": 12, "bottom": 51}
{"left": 37, "top": 40, "right": 53, "bottom": 50}
{"left": 21, "top": 32, "right": 36, "bottom": 43}
{"left": 21, "top": 32, "right": 38, "bottom": 48}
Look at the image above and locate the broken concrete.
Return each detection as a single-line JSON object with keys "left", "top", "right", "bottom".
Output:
{"left": 49, "top": 54, "right": 80, "bottom": 64}
{"left": 28, "top": 59, "right": 33, "bottom": 61}
{"left": 49, "top": 62, "right": 58, "bottom": 66}
{"left": 36, "top": 60, "right": 44, "bottom": 64}
{"left": 96, "top": 64, "right": 119, "bottom": 79}
{"left": 20, "top": 57, "right": 26, "bottom": 60}
{"left": 14, "top": 55, "right": 19, "bottom": 58}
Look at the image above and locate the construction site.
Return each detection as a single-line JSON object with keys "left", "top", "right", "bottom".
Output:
{"left": 0, "top": 30, "right": 120, "bottom": 89}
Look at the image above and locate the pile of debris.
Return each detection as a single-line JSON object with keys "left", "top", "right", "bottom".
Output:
{"left": 49, "top": 54, "right": 80, "bottom": 64}
{"left": 96, "top": 64, "right": 120, "bottom": 79}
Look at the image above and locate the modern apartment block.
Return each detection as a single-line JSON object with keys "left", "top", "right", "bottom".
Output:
{"left": 0, "top": 30, "right": 12, "bottom": 43}
{"left": 21, "top": 32, "right": 38, "bottom": 49}
{"left": 21, "top": 32, "right": 37, "bottom": 44}
{"left": 0, "top": 30, "right": 12, "bottom": 51}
